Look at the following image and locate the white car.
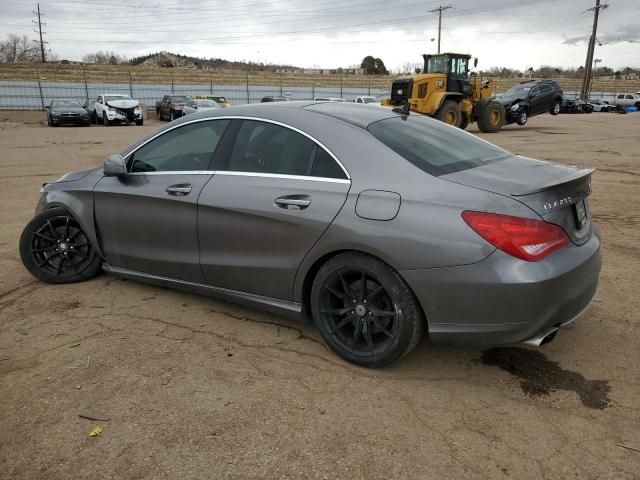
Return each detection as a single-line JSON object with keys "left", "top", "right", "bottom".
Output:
{"left": 94, "top": 94, "right": 143, "bottom": 126}
{"left": 354, "top": 96, "right": 379, "bottom": 105}
{"left": 182, "top": 99, "right": 221, "bottom": 116}
{"left": 313, "top": 97, "right": 348, "bottom": 102}
{"left": 613, "top": 93, "right": 640, "bottom": 108}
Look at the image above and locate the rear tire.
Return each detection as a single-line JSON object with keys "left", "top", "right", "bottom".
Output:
{"left": 311, "top": 252, "right": 423, "bottom": 368}
{"left": 19, "top": 207, "right": 101, "bottom": 284}
{"left": 477, "top": 101, "right": 504, "bottom": 133}
{"left": 549, "top": 100, "right": 561, "bottom": 115}
{"left": 435, "top": 100, "right": 462, "bottom": 127}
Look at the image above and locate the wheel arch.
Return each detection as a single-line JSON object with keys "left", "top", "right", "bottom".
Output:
{"left": 296, "top": 248, "right": 426, "bottom": 328}
{"left": 40, "top": 194, "right": 105, "bottom": 261}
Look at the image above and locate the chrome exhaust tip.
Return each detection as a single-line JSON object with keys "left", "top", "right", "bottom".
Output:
{"left": 521, "top": 327, "right": 559, "bottom": 347}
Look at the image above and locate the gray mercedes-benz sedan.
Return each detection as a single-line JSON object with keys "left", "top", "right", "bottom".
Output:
{"left": 19, "top": 101, "right": 601, "bottom": 367}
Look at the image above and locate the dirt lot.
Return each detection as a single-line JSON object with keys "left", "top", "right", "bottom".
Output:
{"left": 1, "top": 111, "right": 639, "bottom": 479}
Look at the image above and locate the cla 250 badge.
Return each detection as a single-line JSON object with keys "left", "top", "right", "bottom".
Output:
{"left": 543, "top": 196, "right": 573, "bottom": 212}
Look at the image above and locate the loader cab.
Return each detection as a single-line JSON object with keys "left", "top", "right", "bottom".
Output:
{"left": 422, "top": 53, "right": 471, "bottom": 96}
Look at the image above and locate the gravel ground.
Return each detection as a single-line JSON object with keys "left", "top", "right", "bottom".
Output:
{"left": 1, "top": 111, "right": 639, "bottom": 479}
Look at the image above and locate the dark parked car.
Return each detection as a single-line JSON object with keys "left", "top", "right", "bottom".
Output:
{"left": 19, "top": 102, "right": 601, "bottom": 368}
{"left": 260, "top": 96, "right": 290, "bottom": 102}
{"left": 559, "top": 99, "right": 593, "bottom": 114}
{"left": 497, "top": 80, "right": 563, "bottom": 126}
{"left": 46, "top": 99, "right": 91, "bottom": 127}
{"left": 156, "top": 95, "right": 191, "bottom": 121}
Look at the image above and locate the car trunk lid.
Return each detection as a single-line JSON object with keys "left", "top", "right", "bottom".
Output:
{"left": 441, "top": 155, "right": 594, "bottom": 245}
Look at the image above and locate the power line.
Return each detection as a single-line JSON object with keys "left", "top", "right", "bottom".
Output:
{"left": 428, "top": 5, "right": 452, "bottom": 53}
{"left": 32, "top": 2, "right": 46, "bottom": 62}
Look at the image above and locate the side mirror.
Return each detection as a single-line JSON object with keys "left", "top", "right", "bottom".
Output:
{"left": 474, "top": 58, "right": 478, "bottom": 68}
{"left": 103, "top": 154, "right": 127, "bottom": 177}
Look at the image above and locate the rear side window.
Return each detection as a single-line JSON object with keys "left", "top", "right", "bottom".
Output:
{"left": 310, "top": 148, "right": 347, "bottom": 179}
{"left": 225, "top": 120, "right": 346, "bottom": 179}
{"left": 128, "top": 120, "right": 229, "bottom": 172}
{"left": 368, "top": 116, "right": 511, "bottom": 176}
{"left": 228, "top": 120, "right": 313, "bottom": 175}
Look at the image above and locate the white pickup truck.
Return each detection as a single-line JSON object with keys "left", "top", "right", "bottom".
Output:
{"left": 613, "top": 93, "right": 640, "bottom": 109}
{"left": 94, "top": 94, "right": 143, "bottom": 126}
{"left": 353, "top": 96, "right": 379, "bottom": 105}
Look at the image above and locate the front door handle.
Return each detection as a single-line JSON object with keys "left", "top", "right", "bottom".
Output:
{"left": 274, "top": 195, "right": 311, "bottom": 210}
{"left": 166, "top": 184, "right": 192, "bottom": 196}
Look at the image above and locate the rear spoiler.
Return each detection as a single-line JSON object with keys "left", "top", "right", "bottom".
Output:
{"left": 512, "top": 167, "right": 594, "bottom": 196}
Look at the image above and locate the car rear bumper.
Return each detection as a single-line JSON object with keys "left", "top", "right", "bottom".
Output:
{"left": 400, "top": 231, "right": 601, "bottom": 346}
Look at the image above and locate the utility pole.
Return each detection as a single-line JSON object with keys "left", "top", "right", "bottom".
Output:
{"left": 579, "top": 0, "right": 608, "bottom": 100}
{"left": 428, "top": 5, "right": 451, "bottom": 54}
{"left": 32, "top": 3, "right": 46, "bottom": 63}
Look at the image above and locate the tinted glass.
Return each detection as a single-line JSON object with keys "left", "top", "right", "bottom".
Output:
{"left": 129, "top": 120, "right": 229, "bottom": 172}
{"left": 539, "top": 84, "right": 553, "bottom": 93}
{"left": 227, "top": 120, "right": 314, "bottom": 176}
{"left": 368, "top": 116, "right": 511, "bottom": 176}
{"left": 52, "top": 100, "right": 82, "bottom": 108}
{"left": 171, "top": 96, "right": 189, "bottom": 102}
{"left": 310, "top": 148, "right": 347, "bottom": 179}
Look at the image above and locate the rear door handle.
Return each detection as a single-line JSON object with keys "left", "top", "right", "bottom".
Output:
{"left": 274, "top": 195, "right": 311, "bottom": 210}
{"left": 166, "top": 184, "right": 192, "bottom": 196}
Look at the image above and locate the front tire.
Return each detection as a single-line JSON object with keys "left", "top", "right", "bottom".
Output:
{"left": 516, "top": 109, "right": 528, "bottom": 125}
{"left": 311, "top": 252, "right": 423, "bottom": 368}
{"left": 19, "top": 208, "right": 101, "bottom": 284}
{"left": 435, "top": 100, "right": 462, "bottom": 127}
{"left": 102, "top": 112, "right": 110, "bottom": 126}
{"left": 170, "top": 110, "right": 176, "bottom": 121}
{"left": 477, "top": 101, "right": 504, "bottom": 133}
{"left": 136, "top": 119, "right": 143, "bottom": 126}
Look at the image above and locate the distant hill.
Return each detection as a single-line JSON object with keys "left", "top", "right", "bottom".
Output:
{"left": 128, "top": 51, "right": 298, "bottom": 72}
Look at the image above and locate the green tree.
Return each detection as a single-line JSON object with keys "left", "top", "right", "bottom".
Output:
{"left": 361, "top": 56, "right": 388, "bottom": 74}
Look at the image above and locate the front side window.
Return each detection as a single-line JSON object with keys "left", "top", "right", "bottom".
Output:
{"left": 368, "top": 116, "right": 511, "bottom": 176}
{"left": 128, "top": 120, "right": 229, "bottom": 173}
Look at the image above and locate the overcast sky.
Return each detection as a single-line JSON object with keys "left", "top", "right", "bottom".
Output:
{"left": 1, "top": 0, "right": 638, "bottom": 71}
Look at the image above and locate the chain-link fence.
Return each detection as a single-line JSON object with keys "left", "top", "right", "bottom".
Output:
{"left": 0, "top": 79, "right": 388, "bottom": 110}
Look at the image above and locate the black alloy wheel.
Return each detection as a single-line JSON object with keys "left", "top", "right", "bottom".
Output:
{"left": 19, "top": 208, "right": 101, "bottom": 284}
{"left": 311, "top": 253, "right": 423, "bottom": 368}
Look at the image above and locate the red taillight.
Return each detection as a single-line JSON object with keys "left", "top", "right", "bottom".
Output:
{"left": 462, "top": 211, "right": 571, "bottom": 262}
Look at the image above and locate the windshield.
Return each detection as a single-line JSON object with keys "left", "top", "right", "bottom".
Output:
{"left": 212, "top": 97, "right": 226, "bottom": 103}
{"left": 426, "top": 55, "right": 449, "bottom": 74}
{"left": 52, "top": 100, "right": 82, "bottom": 108}
{"left": 105, "top": 95, "right": 131, "bottom": 101}
{"left": 197, "top": 100, "right": 219, "bottom": 107}
{"left": 171, "top": 96, "right": 189, "bottom": 102}
{"left": 363, "top": 97, "right": 377, "bottom": 104}
{"left": 502, "top": 85, "right": 532, "bottom": 98}
{"left": 368, "top": 116, "right": 511, "bottom": 176}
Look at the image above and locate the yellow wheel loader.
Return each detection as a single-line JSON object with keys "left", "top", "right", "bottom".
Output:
{"left": 381, "top": 53, "right": 505, "bottom": 132}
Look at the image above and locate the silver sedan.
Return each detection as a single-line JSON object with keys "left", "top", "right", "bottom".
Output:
{"left": 182, "top": 99, "right": 220, "bottom": 116}
{"left": 19, "top": 102, "right": 601, "bottom": 367}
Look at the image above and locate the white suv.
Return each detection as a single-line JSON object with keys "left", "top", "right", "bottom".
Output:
{"left": 94, "top": 94, "right": 143, "bottom": 126}
{"left": 613, "top": 93, "right": 640, "bottom": 108}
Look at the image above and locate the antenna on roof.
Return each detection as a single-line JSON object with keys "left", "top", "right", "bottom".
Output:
{"left": 392, "top": 101, "right": 411, "bottom": 115}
